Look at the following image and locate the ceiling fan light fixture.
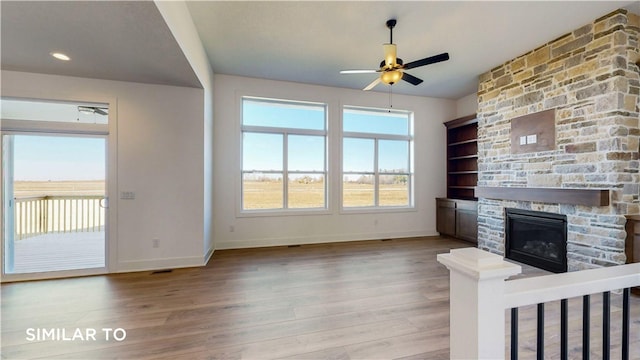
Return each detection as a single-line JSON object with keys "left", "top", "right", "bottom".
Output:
{"left": 340, "top": 18, "right": 449, "bottom": 91}
{"left": 383, "top": 43, "right": 397, "bottom": 68}
{"left": 381, "top": 70, "right": 402, "bottom": 85}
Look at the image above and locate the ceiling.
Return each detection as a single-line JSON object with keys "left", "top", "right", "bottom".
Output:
{"left": 1, "top": 1, "right": 201, "bottom": 88}
{"left": 2, "top": 1, "right": 638, "bottom": 100}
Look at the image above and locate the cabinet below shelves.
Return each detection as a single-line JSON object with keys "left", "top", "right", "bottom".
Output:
{"left": 436, "top": 198, "right": 477, "bottom": 243}
{"left": 624, "top": 215, "right": 640, "bottom": 295}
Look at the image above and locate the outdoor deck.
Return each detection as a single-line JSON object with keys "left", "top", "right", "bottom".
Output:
{"left": 10, "top": 231, "right": 105, "bottom": 274}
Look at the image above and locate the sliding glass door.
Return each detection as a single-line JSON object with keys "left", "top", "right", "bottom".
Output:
{"left": 3, "top": 134, "right": 107, "bottom": 275}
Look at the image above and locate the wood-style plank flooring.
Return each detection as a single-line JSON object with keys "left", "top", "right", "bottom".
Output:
{"left": 1, "top": 237, "right": 639, "bottom": 359}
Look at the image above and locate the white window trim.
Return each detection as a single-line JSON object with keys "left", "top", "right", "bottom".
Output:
{"left": 340, "top": 106, "right": 415, "bottom": 213}
{"left": 239, "top": 96, "right": 329, "bottom": 217}
{"left": 1, "top": 119, "right": 108, "bottom": 136}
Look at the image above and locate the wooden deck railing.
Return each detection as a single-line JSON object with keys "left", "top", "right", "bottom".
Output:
{"left": 15, "top": 196, "right": 105, "bottom": 240}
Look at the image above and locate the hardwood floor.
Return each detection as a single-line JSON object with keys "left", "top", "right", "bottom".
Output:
{"left": 1, "top": 237, "right": 639, "bottom": 359}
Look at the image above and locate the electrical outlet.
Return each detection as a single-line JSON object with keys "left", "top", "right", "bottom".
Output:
{"left": 229, "top": 225, "right": 235, "bottom": 232}
{"left": 519, "top": 136, "right": 527, "bottom": 145}
{"left": 152, "top": 238, "right": 160, "bottom": 248}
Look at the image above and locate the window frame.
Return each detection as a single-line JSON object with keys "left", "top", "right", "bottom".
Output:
{"left": 240, "top": 96, "right": 329, "bottom": 215}
{"left": 341, "top": 105, "right": 414, "bottom": 212}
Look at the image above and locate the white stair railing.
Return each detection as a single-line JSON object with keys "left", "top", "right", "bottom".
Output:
{"left": 437, "top": 247, "right": 640, "bottom": 360}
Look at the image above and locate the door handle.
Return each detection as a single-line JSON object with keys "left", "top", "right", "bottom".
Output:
{"left": 99, "top": 197, "right": 109, "bottom": 209}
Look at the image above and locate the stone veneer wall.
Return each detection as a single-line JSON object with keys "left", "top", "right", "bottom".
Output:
{"left": 476, "top": 9, "right": 640, "bottom": 270}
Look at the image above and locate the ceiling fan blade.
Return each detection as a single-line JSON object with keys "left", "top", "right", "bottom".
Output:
{"left": 403, "top": 52, "right": 450, "bottom": 70}
{"left": 402, "top": 72, "right": 423, "bottom": 86}
{"left": 94, "top": 108, "right": 108, "bottom": 115}
{"left": 340, "top": 69, "right": 378, "bottom": 74}
{"left": 383, "top": 43, "right": 397, "bottom": 68}
{"left": 363, "top": 77, "right": 381, "bottom": 91}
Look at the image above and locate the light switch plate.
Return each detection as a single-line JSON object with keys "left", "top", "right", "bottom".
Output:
{"left": 120, "top": 191, "right": 135, "bottom": 200}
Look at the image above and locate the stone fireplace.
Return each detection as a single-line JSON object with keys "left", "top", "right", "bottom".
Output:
{"left": 476, "top": 9, "right": 640, "bottom": 271}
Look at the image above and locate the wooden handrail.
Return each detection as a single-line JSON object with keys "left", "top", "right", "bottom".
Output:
{"left": 16, "top": 195, "right": 104, "bottom": 200}
{"left": 504, "top": 262, "right": 640, "bottom": 308}
{"left": 15, "top": 196, "right": 47, "bottom": 201}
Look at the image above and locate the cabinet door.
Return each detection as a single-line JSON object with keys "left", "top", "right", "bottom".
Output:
{"left": 456, "top": 209, "right": 477, "bottom": 243}
{"left": 436, "top": 200, "right": 456, "bottom": 236}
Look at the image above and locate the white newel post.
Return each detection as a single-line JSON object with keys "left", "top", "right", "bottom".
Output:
{"left": 437, "top": 248, "right": 522, "bottom": 360}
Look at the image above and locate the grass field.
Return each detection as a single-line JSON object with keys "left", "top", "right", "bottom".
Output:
{"left": 243, "top": 180, "right": 409, "bottom": 209}
{"left": 13, "top": 180, "right": 408, "bottom": 208}
{"left": 10, "top": 180, "right": 406, "bottom": 239}
{"left": 14, "top": 180, "right": 105, "bottom": 197}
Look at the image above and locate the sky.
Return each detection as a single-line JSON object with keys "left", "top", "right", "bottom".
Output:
{"left": 242, "top": 99, "right": 412, "bottom": 174}
{"left": 11, "top": 135, "right": 105, "bottom": 181}
{"left": 7, "top": 100, "right": 409, "bottom": 182}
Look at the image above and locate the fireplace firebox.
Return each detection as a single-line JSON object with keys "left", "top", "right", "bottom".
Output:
{"left": 505, "top": 208, "right": 567, "bottom": 273}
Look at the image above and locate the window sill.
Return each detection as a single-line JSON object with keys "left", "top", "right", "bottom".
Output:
{"left": 237, "top": 208, "right": 332, "bottom": 218}
{"left": 339, "top": 206, "right": 416, "bottom": 215}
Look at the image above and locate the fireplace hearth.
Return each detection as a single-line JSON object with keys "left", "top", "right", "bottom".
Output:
{"left": 505, "top": 208, "right": 567, "bottom": 273}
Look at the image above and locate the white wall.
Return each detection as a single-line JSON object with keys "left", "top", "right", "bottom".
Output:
{"left": 213, "top": 74, "right": 455, "bottom": 249}
{"left": 155, "top": 0, "right": 216, "bottom": 262}
{"left": 455, "top": 93, "right": 478, "bottom": 118}
{"left": 1, "top": 70, "right": 207, "bottom": 272}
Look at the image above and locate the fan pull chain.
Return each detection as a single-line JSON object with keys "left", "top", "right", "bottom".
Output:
{"left": 388, "top": 85, "right": 393, "bottom": 110}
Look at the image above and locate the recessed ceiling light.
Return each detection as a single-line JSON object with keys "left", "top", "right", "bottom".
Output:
{"left": 50, "top": 52, "right": 71, "bottom": 61}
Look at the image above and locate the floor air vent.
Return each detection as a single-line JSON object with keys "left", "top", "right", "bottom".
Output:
{"left": 151, "top": 269, "right": 173, "bottom": 275}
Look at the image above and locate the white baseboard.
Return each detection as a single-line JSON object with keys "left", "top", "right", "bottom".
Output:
{"left": 116, "top": 255, "right": 205, "bottom": 273}
{"left": 115, "top": 230, "right": 439, "bottom": 272}
{"left": 204, "top": 246, "right": 215, "bottom": 265}
{"left": 214, "top": 230, "right": 438, "bottom": 250}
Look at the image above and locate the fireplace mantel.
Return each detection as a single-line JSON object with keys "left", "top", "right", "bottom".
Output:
{"left": 476, "top": 187, "right": 610, "bottom": 206}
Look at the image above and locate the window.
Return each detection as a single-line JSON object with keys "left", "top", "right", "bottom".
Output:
{"left": 241, "top": 97, "right": 327, "bottom": 211}
{"left": 342, "top": 106, "right": 413, "bottom": 208}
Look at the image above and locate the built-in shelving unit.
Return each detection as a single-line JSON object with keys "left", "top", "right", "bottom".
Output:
{"left": 445, "top": 114, "right": 478, "bottom": 200}
{"left": 436, "top": 114, "right": 478, "bottom": 244}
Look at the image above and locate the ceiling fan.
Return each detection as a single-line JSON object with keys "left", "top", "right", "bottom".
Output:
{"left": 78, "top": 106, "right": 108, "bottom": 115}
{"left": 340, "top": 19, "right": 449, "bottom": 91}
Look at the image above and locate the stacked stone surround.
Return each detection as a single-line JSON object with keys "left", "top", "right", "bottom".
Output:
{"left": 476, "top": 9, "right": 640, "bottom": 270}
